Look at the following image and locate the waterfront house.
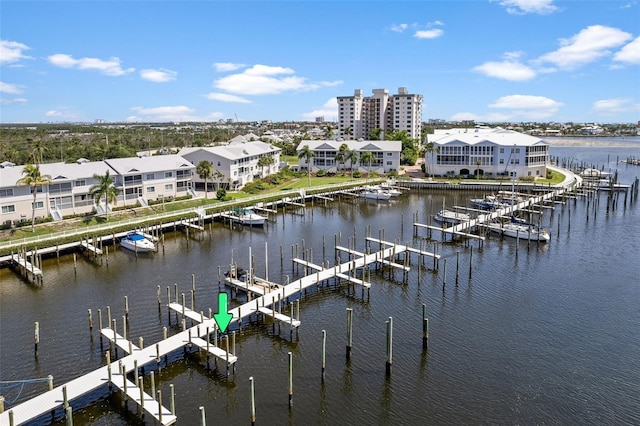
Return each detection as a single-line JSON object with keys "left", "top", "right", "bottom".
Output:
{"left": 0, "top": 155, "right": 196, "bottom": 225}
{"left": 295, "top": 139, "right": 402, "bottom": 174}
{"left": 425, "top": 128, "right": 548, "bottom": 178}
{"left": 178, "top": 140, "right": 281, "bottom": 192}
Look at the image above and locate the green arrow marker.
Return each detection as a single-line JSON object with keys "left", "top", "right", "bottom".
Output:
{"left": 213, "top": 292, "right": 233, "bottom": 333}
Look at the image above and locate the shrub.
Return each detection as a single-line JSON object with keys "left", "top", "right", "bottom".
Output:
{"left": 216, "top": 188, "right": 227, "bottom": 200}
{"left": 352, "top": 170, "right": 362, "bottom": 178}
{"left": 315, "top": 169, "right": 327, "bottom": 177}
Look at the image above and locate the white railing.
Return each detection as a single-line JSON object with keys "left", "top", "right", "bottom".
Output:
{"left": 0, "top": 182, "right": 364, "bottom": 252}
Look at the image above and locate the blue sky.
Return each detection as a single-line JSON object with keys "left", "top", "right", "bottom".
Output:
{"left": 1, "top": 0, "right": 639, "bottom": 124}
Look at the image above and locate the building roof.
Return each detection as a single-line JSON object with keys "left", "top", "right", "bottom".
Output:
{"left": 0, "top": 161, "right": 114, "bottom": 187}
{"left": 178, "top": 140, "right": 280, "bottom": 161}
{"left": 104, "top": 155, "right": 195, "bottom": 175}
{"left": 427, "top": 128, "right": 546, "bottom": 147}
{"left": 296, "top": 139, "right": 402, "bottom": 152}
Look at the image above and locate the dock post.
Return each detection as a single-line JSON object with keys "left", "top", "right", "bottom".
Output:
{"left": 34, "top": 321, "right": 39, "bottom": 355}
{"left": 139, "top": 336, "right": 143, "bottom": 350}
{"left": 346, "top": 308, "right": 353, "bottom": 360}
{"left": 469, "top": 247, "right": 473, "bottom": 280}
{"left": 107, "top": 306, "right": 111, "bottom": 330}
{"left": 170, "top": 383, "right": 176, "bottom": 415}
{"left": 386, "top": 317, "right": 393, "bottom": 376}
{"left": 0, "top": 396, "right": 3, "bottom": 414}
{"left": 138, "top": 377, "right": 144, "bottom": 412}
{"left": 288, "top": 351, "right": 293, "bottom": 408}
{"left": 134, "top": 360, "right": 138, "bottom": 385}
{"left": 62, "top": 385, "right": 69, "bottom": 409}
{"left": 65, "top": 405, "right": 73, "bottom": 426}
{"left": 88, "top": 309, "right": 93, "bottom": 332}
{"left": 48, "top": 374, "right": 53, "bottom": 391}
{"left": 150, "top": 371, "right": 156, "bottom": 401}
{"left": 321, "top": 329, "right": 326, "bottom": 381}
{"left": 200, "top": 406, "right": 207, "bottom": 426}
{"left": 121, "top": 363, "right": 127, "bottom": 408}
{"left": 455, "top": 252, "right": 460, "bottom": 286}
{"left": 157, "top": 285, "right": 161, "bottom": 309}
{"left": 106, "top": 352, "right": 112, "bottom": 387}
{"left": 422, "top": 304, "right": 429, "bottom": 350}
{"left": 157, "top": 390, "right": 163, "bottom": 424}
{"left": 250, "top": 376, "right": 256, "bottom": 426}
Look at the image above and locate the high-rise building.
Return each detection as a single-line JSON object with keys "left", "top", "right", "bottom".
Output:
{"left": 337, "top": 87, "right": 423, "bottom": 141}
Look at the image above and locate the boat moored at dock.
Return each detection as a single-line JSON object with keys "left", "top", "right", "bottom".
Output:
{"left": 120, "top": 231, "right": 156, "bottom": 252}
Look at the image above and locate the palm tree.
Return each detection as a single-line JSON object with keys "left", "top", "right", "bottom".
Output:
{"left": 16, "top": 163, "right": 52, "bottom": 232}
{"left": 89, "top": 170, "right": 120, "bottom": 220}
{"left": 476, "top": 159, "right": 482, "bottom": 180}
{"left": 196, "top": 160, "right": 214, "bottom": 199}
{"left": 323, "top": 125, "right": 334, "bottom": 140}
{"left": 343, "top": 126, "right": 353, "bottom": 140}
{"left": 297, "top": 144, "right": 316, "bottom": 187}
{"left": 360, "top": 151, "right": 375, "bottom": 181}
{"left": 257, "top": 155, "right": 275, "bottom": 177}
{"left": 345, "top": 149, "right": 359, "bottom": 180}
{"left": 213, "top": 169, "right": 224, "bottom": 190}
{"left": 334, "top": 143, "right": 349, "bottom": 174}
{"left": 424, "top": 142, "right": 438, "bottom": 177}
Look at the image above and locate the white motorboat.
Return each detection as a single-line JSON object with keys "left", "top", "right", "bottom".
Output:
{"left": 230, "top": 208, "right": 266, "bottom": 226}
{"left": 120, "top": 231, "right": 156, "bottom": 252}
{"left": 434, "top": 209, "right": 471, "bottom": 225}
{"left": 487, "top": 221, "right": 550, "bottom": 242}
{"left": 359, "top": 186, "right": 392, "bottom": 200}
{"left": 470, "top": 195, "right": 509, "bottom": 210}
{"left": 378, "top": 182, "right": 402, "bottom": 197}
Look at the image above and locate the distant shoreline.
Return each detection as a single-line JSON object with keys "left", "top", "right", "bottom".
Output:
{"left": 542, "top": 136, "right": 640, "bottom": 147}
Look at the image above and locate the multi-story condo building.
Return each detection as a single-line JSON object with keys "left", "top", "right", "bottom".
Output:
{"left": 296, "top": 140, "right": 401, "bottom": 174}
{"left": 425, "top": 128, "right": 549, "bottom": 178}
{"left": 0, "top": 155, "right": 196, "bottom": 224}
{"left": 337, "top": 87, "right": 423, "bottom": 141}
{"left": 179, "top": 140, "right": 281, "bottom": 191}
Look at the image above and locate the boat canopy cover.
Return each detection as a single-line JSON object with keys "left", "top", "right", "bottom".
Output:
{"left": 126, "top": 232, "right": 145, "bottom": 241}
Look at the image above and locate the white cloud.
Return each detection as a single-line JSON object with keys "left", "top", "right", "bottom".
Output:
{"left": 45, "top": 109, "right": 79, "bottom": 119}
{"left": 0, "top": 81, "right": 25, "bottom": 94}
{"left": 592, "top": 98, "right": 640, "bottom": 115}
{"left": 473, "top": 52, "right": 536, "bottom": 81}
{"left": 489, "top": 94, "right": 564, "bottom": 119}
{"left": 140, "top": 68, "right": 177, "bottom": 82}
{"left": 0, "top": 97, "right": 27, "bottom": 105}
{"left": 390, "top": 23, "right": 409, "bottom": 33}
{"left": 128, "top": 105, "right": 224, "bottom": 122}
{"left": 613, "top": 36, "right": 640, "bottom": 64}
{"left": 535, "top": 25, "right": 632, "bottom": 70}
{"left": 214, "top": 62, "right": 246, "bottom": 72}
{"left": 214, "top": 64, "right": 340, "bottom": 95}
{"left": 48, "top": 53, "right": 135, "bottom": 76}
{"left": 498, "top": 0, "right": 558, "bottom": 15}
{"left": 302, "top": 98, "right": 339, "bottom": 121}
{"left": 0, "top": 40, "right": 32, "bottom": 64}
{"left": 206, "top": 92, "right": 252, "bottom": 103}
{"left": 414, "top": 29, "right": 444, "bottom": 39}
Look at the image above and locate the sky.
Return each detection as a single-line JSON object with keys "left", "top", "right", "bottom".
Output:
{"left": 1, "top": 0, "right": 639, "bottom": 125}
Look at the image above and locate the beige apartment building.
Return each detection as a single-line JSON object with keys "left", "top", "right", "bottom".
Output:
{"left": 337, "top": 87, "right": 423, "bottom": 141}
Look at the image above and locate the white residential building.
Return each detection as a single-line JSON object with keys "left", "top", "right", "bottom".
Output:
{"left": 179, "top": 140, "right": 281, "bottom": 191}
{"left": 337, "top": 87, "right": 423, "bottom": 141}
{"left": 0, "top": 155, "right": 196, "bottom": 224}
{"left": 295, "top": 140, "right": 402, "bottom": 174}
{"left": 425, "top": 128, "right": 549, "bottom": 178}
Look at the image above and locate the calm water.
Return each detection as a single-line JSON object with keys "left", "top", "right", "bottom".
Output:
{"left": 1, "top": 142, "right": 639, "bottom": 425}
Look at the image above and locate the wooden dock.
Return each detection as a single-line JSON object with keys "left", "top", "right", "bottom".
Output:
{"left": 1, "top": 241, "right": 437, "bottom": 424}
{"left": 10, "top": 254, "right": 42, "bottom": 277}
{"left": 80, "top": 240, "right": 103, "bottom": 255}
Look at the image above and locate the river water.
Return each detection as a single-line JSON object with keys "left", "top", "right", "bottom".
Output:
{"left": 1, "top": 139, "right": 639, "bottom": 425}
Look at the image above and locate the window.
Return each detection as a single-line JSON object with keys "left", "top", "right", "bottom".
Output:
{"left": 164, "top": 184, "right": 173, "bottom": 190}
{"left": 0, "top": 189, "right": 14, "bottom": 197}
{"left": 2, "top": 205, "right": 15, "bottom": 214}
{"left": 164, "top": 171, "right": 173, "bottom": 178}
{"left": 146, "top": 173, "right": 155, "bottom": 180}
{"left": 386, "top": 161, "right": 393, "bottom": 165}
{"left": 32, "top": 201, "right": 44, "bottom": 209}
{"left": 74, "top": 179, "right": 86, "bottom": 187}
{"left": 147, "top": 186, "right": 155, "bottom": 193}
{"left": 217, "top": 161, "right": 221, "bottom": 167}
{"left": 387, "top": 152, "right": 392, "bottom": 156}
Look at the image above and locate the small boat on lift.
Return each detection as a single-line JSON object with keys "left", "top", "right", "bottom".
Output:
{"left": 229, "top": 208, "right": 267, "bottom": 226}
{"left": 486, "top": 220, "right": 550, "bottom": 242}
{"left": 434, "top": 209, "right": 471, "bottom": 225}
{"left": 359, "top": 186, "right": 392, "bottom": 200}
{"left": 120, "top": 231, "right": 156, "bottom": 252}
